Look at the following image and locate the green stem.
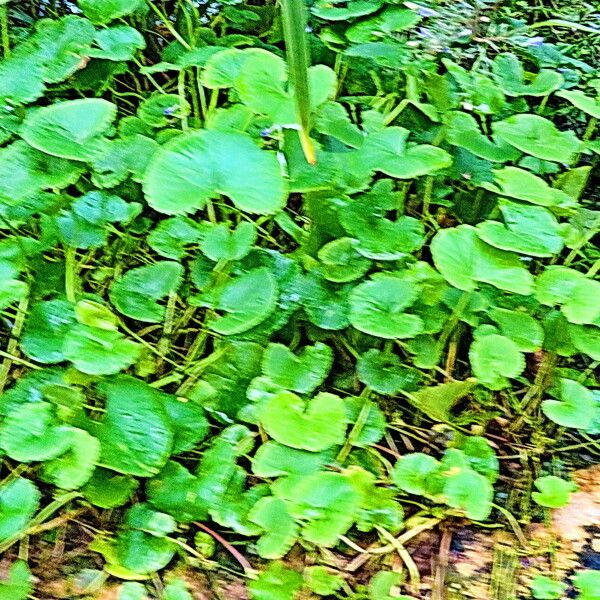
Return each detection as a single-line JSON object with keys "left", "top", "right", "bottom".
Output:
{"left": 434, "top": 291, "right": 471, "bottom": 362}
{"left": 336, "top": 389, "right": 371, "bottom": 463}
{"left": 148, "top": 1, "right": 191, "bottom": 49}
{"left": 178, "top": 71, "right": 189, "bottom": 131}
{"left": 1, "top": 4, "right": 10, "bottom": 58}
{"left": 280, "top": 0, "right": 315, "bottom": 164}
{"left": 64, "top": 246, "right": 79, "bottom": 303}
{"left": 0, "top": 293, "right": 30, "bottom": 394}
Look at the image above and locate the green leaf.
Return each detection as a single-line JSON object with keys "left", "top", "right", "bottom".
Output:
{"left": 535, "top": 267, "right": 600, "bottom": 325}
{"left": 88, "top": 26, "right": 146, "bottom": 61}
{"left": 22, "top": 99, "right": 116, "bottom": 161}
{"left": 457, "top": 436, "right": 499, "bottom": 483}
{"left": 532, "top": 475, "right": 577, "bottom": 508}
{"left": 41, "top": 427, "right": 100, "bottom": 490}
{"left": 0, "top": 560, "right": 32, "bottom": 600}
{"left": 344, "top": 396, "right": 387, "bottom": 447}
{"left": 443, "top": 468, "right": 493, "bottom": 520}
{"left": 138, "top": 94, "right": 190, "bottom": 128}
{"left": 492, "top": 53, "right": 563, "bottom": 96}
{"left": 95, "top": 377, "right": 173, "bottom": 477}
{"left": 0, "top": 402, "right": 71, "bottom": 462}
{"left": 163, "top": 579, "right": 193, "bottom": 600}
{"left": 530, "top": 575, "right": 567, "bottom": 600}
{"left": 261, "top": 391, "right": 347, "bottom": 452}
{"left": 248, "top": 562, "right": 303, "bottom": 600}
{"left": 252, "top": 442, "right": 335, "bottom": 479}
{"left": 312, "top": 0, "right": 384, "bottom": 20}
{"left": 431, "top": 225, "right": 534, "bottom": 295}
{"left": 481, "top": 167, "right": 574, "bottom": 208}
{"left": 492, "top": 114, "right": 583, "bottom": 163}
{"left": 201, "top": 221, "right": 256, "bottom": 262}
{"left": 445, "top": 112, "right": 521, "bottom": 162}
{"left": 110, "top": 261, "right": 184, "bottom": 323}
{"left": 569, "top": 324, "right": 600, "bottom": 361}
{"left": 78, "top": 0, "right": 147, "bottom": 24}
{"left": 318, "top": 237, "right": 371, "bottom": 283}
{"left": 0, "top": 478, "right": 40, "bottom": 542}
{"left": 489, "top": 307, "right": 544, "bottom": 352}
{"left": 557, "top": 89, "right": 600, "bottom": 118}
{"left": 542, "top": 378, "right": 597, "bottom": 430}
{"left": 163, "top": 396, "right": 209, "bottom": 454}
{"left": 262, "top": 342, "right": 333, "bottom": 394}
{"left": 303, "top": 566, "right": 343, "bottom": 596}
{"left": 301, "top": 272, "right": 351, "bottom": 330}
{"left": 63, "top": 324, "right": 141, "bottom": 375}
{"left": 349, "top": 127, "right": 452, "bottom": 179}
{"left": 476, "top": 200, "right": 563, "bottom": 257}
{"left": 248, "top": 496, "right": 299, "bottom": 559}
{"left": 83, "top": 468, "right": 139, "bottom": 508}
{"left": 148, "top": 217, "right": 203, "bottom": 259}
{"left": 20, "top": 299, "right": 77, "bottom": 363}
{"left": 573, "top": 571, "right": 600, "bottom": 600}
{"left": 0, "top": 141, "right": 83, "bottom": 206}
{"left": 143, "top": 130, "right": 287, "bottom": 215}
{"left": 469, "top": 333, "right": 525, "bottom": 390}
{"left": 284, "top": 471, "right": 361, "bottom": 546}
{"left": 357, "top": 349, "right": 422, "bottom": 394}
{"left": 113, "top": 530, "right": 176, "bottom": 576}
{"left": 208, "top": 268, "right": 277, "bottom": 335}
{"left": 392, "top": 453, "right": 440, "bottom": 495}
{"left": 349, "top": 274, "right": 423, "bottom": 339}
{"left": 346, "top": 8, "right": 421, "bottom": 42}
{"left": 409, "top": 379, "right": 477, "bottom": 421}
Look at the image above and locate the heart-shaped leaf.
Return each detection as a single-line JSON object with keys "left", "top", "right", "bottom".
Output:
{"left": 208, "top": 268, "right": 278, "bottom": 335}
{"left": 469, "top": 333, "right": 525, "bottom": 390}
{"left": 489, "top": 307, "right": 544, "bottom": 352}
{"left": 532, "top": 475, "right": 577, "bottom": 508}
{"left": 476, "top": 200, "right": 563, "bottom": 257}
{"left": 0, "top": 402, "right": 71, "bottom": 462}
{"left": 557, "top": 89, "right": 600, "bottom": 118}
{"left": 248, "top": 496, "right": 299, "bottom": 559}
{"left": 20, "top": 299, "right": 77, "bottom": 363}
{"left": 542, "top": 378, "right": 597, "bottom": 430}
{"left": 63, "top": 324, "right": 141, "bottom": 375}
{"left": 492, "top": 53, "right": 563, "bottom": 97}
{"left": 201, "top": 221, "right": 256, "bottom": 262}
{"left": 445, "top": 112, "right": 521, "bottom": 162}
{"left": 110, "top": 261, "right": 184, "bottom": 323}
{"left": 88, "top": 25, "right": 146, "bottom": 61}
{"left": 41, "top": 427, "right": 100, "bottom": 490}
{"left": 78, "top": 0, "right": 147, "bottom": 24}
{"left": 143, "top": 130, "right": 287, "bottom": 215}
{"left": 443, "top": 468, "right": 493, "bottom": 520}
{"left": 357, "top": 348, "right": 422, "bottom": 394}
{"left": 535, "top": 267, "right": 600, "bottom": 325}
{"left": 22, "top": 99, "right": 116, "bottom": 161}
{"left": 431, "top": 225, "right": 534, "bottom": 295}
{"left": 492, "top": 114, "right": 583, "bottom": 163}
{"left": 262, "top": 342, "right": 333, "bottom": 394}
{"left": 318, "top": 237, "right": 372, "bottom": 283}
{"left": 349, "top": 274, "right": 424, "bottom": 339}
{"left": 261, "top": 391, "right": 347, "bottom": 452}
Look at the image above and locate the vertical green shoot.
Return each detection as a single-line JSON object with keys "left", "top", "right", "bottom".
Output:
{"left": 280, "top": 0, "right": 316, "bottom": 164}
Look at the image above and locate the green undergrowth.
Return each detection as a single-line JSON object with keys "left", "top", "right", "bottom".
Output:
{"left": 0, "top": 0, "right": 599, "bottom": 598}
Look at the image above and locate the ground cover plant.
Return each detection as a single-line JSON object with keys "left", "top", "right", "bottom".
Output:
{"left": 0, "top": 0, "right": 599, "bottom": 598}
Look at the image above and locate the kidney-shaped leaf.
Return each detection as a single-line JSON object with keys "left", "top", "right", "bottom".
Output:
{"left": 78, "top": 0, "right": 147, "bottom": 24}
{"left": 431, "top": 225, "right": 534, "bottom": 295}
{"left": 143, "top": 130, "right": 287, "bottom": 215}
{"left": 349, "top": 275, "right": 423, "bottom": 339}
{"left": 261, "top": 391, "right": 347, "bottom": 452}
{"left": 110, "top": 261, "right": 184, "bottom": 323}
{"left": 262, "top": 342, "right": 333, "bottom": 394}
{"left": 248, "top": 496, "right": 299, "bottom": 559}
{"left": 492, "top": 114, "right": 582, "bottom": 163}
{"left": 22, "top": 99, "right": 116, "bottom": 161}
{"left": 542, "top": 378, "right": 596, "bottom": 430}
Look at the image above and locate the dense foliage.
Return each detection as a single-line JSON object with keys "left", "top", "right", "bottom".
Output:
{"left": 0, "top": 0, "right": 599, "bottom": 598}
